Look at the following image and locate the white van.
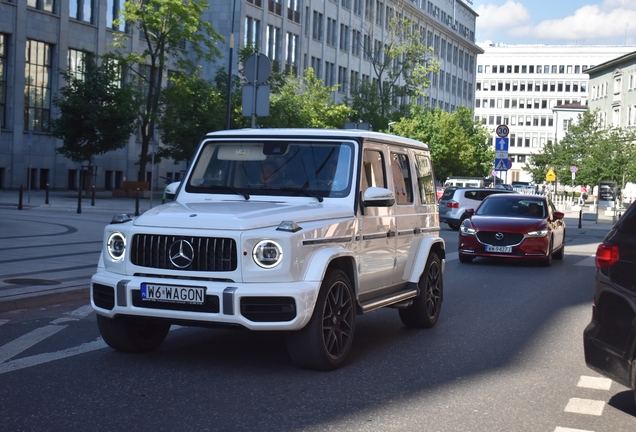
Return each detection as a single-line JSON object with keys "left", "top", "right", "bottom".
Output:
{"left": 91, "top": 129, "right": 446, "bottom": 370}
{"left": 444, "top": 177, "right": 484, "bottom": 188}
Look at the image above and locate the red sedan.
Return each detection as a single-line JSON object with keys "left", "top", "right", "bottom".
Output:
{"left": 458, "top": 194, "right": 566, "bottom": 266}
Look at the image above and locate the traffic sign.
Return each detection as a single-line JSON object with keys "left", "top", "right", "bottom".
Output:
{"left": 570, "top": 166, "right": 578, "bottom": 173}
{"left": 495, "top": 137, "right": 509, "bottom": 159}
{"left": 546, "top": 168, "right": 556, "bottom": 182}
{"left": 494, "top": 158, "right": 509, "bottom": 171}
{"left": 496, "top": 124, "right": 509, "bottom": 138}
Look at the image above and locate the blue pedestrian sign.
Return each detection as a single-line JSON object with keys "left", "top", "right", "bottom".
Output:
{"left": 494, "top": 158, "right": 510, "bottom": 171}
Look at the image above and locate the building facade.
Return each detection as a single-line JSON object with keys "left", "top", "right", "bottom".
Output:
{"left": 0, "top": 0, "right": 482, "bottom": 191}
{"left": 474, "top": 43, "right": 636, "bottom": 184}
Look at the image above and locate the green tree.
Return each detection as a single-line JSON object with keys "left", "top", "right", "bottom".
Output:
{"left": 112, "top": 0, "right": 222, "bottom": 181}
{"left": 525, "top": 110, "right": 636, "bottom": 189}
{"left": 156, "top": 71, "right": 226, "bottom": 165}
{"left": 347, "top": 16, "right": 440, "bottom": 130}
{"left": 257, "top": 68, "right": 353, "bottom": 129}
{"left": 392, "top": 106, "right": 494, "bottom": 181}
{"left": 50, "top": 57, "right": 139, "bottom": 188}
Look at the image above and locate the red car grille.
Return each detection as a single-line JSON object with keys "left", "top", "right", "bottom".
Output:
{"left": 477, "top": 232, "right": 524, "bottom": 246}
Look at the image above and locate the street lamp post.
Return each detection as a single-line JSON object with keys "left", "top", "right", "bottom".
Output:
{"left": 388, "top": 122, "right": 396, "bottom": 133}
{"left": 225, "top": 0, "right": 237, "bottom": 130}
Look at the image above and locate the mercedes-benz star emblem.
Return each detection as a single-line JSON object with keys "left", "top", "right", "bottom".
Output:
{"left": 495, "top": 232, "right": 504, "bottom": 241}
{"left": 169, "top": 239, "right": 194, "bottom": 268}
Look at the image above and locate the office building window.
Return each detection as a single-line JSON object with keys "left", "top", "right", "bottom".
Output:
{"left": 285, "top": 33, "right": 299, "bottom": 75}
{"left": 312, "top": 11, "right": 324, "bottom": 41}
{"left": 339, "top": 24, "right": 350, "bottom": 51}
{"left": 266, "top": 25, "right": 281, "bottom": 64}
{"left": 245, "top": 17, "right": 261, "bottom": 49}
{"left": 28, "top": 0, "right": 55, "bottom": 13}
{"left": 0, "top": 34, "right": 7, "bottom": 128}
{"left": 25, "top": 40, "right": 53, "bottom": 132}
{"left": 70, "top": 0, "right": 94, "bottom": 23}
{"left": 68, "top": 49, "right": 93, "bottom": 80}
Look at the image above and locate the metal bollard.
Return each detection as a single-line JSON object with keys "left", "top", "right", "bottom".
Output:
{"left": 45, "top": 183, "right": 50, "bottom": 205}
{"left": 18, "top": 185, "right": 23, "bottom": 210}
{"left": 91, "top": 185, "right": 96, "bottom": 206}
{"left": 77, "top": 185, "right": 82, "bottom": 214}
{"left": 578, "top": 209, "right": 582, "bottom": 229}
{"left": 135, "top": 189, "right": 140, "bottom": 216}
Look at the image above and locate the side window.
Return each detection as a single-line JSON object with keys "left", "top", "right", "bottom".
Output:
{"left": 620, "top": 207, "right": 636, "bottom": 234}
{"left": 391, "top": 153, "right": 413, "bottom": 205}
{"left": 361, "top": 149, "right": 386, "bottom": 192}
{"left": 414, "top": 153, "right": 435, "bottom": 204}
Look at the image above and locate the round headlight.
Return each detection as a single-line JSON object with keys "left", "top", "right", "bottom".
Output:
{"left": 107, "top": 232, "right": 126, "bottom": 260}
{"left": 252, "top": 240, "right": 283, "bottom": 269}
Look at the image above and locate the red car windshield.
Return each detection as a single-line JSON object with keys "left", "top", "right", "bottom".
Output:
{"left": 477, "top": 198, "right": 545, "bottom": 218}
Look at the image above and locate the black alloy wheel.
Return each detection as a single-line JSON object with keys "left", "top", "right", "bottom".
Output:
{"left": 399, "top": 253, "right": 443, "bottom": 328}
{"left": 287, "top": 269, "right": 356, "bottom": 370}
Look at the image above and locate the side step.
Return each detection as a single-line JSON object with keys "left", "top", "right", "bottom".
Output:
{"left": 359, "top": 286, "right": 419, "bottom": 314}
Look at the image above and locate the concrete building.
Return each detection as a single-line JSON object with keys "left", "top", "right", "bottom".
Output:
{"left": 474, "top": 43, "right": 636, "bottom": 184}
{"left": 0, "top": 0, "right": 482, "bottom": 191}
{"left": 586, "top": 51, "right": 636, "bottom": 202}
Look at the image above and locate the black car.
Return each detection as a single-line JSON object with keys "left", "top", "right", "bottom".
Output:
{"left": 583, "top": 203, "right": 636, "bottom": 404}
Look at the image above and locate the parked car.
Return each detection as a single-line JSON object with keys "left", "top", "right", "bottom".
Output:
{"left": 584, "top": 203, "right": 636, "bottom": 404}
{"left": 493, "top": 184, "right": 514, "bottom": 191}
{"left": 458, "top": 194, "right": 566, "bottom": 266}
{"left": 438, "top": 187, "right": 513, "bottom": 230}
{"left": 91, "top": 128, "right": 445, "bottom": 371}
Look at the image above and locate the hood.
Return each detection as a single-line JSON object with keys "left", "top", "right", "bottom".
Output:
{"left": 132, "top": 200, "right": 355, "bottom": 230}
{"left": 470, "top": 216, "right": 545, "bottom": 233}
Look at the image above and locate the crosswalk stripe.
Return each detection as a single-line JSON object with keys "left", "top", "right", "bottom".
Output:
{"left": 0, "top": 319, "right": 8, "bottom": 327}
{"left": 554, "top": 427, "right": 594, "bottom": 432}
{"left": 0, "top": 324, "right": 67, "bottom": 363}
{"left": 564, "top": 398, "right": 605, "bottom": 416}
{"left": 577, "top": 376, "right": 612, "bottom": 390}
{"left": 0, "top": 338, "right": 107, "bottom": 375}
{"left": 50, "top": 304, "right": 94, "bottom": 324}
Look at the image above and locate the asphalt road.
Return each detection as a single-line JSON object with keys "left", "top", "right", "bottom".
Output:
{"left": 1, "top": 219, "right": 635, "bottom": 431}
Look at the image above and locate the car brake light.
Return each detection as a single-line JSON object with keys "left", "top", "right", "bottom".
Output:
{"left": 447, "top": 200, "right": 459, "bottom": 208}
{"left": 595, "top": 243, "right": 619, "bottom": 268}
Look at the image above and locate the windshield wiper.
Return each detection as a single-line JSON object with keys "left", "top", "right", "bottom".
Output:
{"left": 280, "top": 187, "right": 324, "bottom": 202}
{"left": 210, "top": 185, "right": 249, "bottom": 200}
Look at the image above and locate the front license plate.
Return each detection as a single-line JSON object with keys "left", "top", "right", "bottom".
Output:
{"left": 485, "top": 245, "right": 512, "bottom": 253}
{"left": 141, "top": 283, "right": 205, "bottom": 305}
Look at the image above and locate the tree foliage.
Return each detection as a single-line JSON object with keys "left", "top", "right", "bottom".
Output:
{"left": 525, "top": 109, "right": 636, "bottom": 188}
{"left": 51, "top": 57, "right": 139, "bottom": 168}
{"left": 156, "top": 71, "right": 226, "bottom": 164}
{"left": 257, "top": 68, "right": 353, "bottom": 129}
{"left": 392, "top": 106, "right": 494, "bottom": 181}
{"left": 113, "top": 0, "right": 222, "bottom": 180}
{"left": 347, "top": 16, "right": 439, "bottom": 131}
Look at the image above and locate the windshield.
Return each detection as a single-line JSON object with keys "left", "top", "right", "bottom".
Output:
{"left": 476, "top": 197, "right": 546, "bottom": 218}
{"left": 185, "top": 140, "right": 355, "bottom": 199}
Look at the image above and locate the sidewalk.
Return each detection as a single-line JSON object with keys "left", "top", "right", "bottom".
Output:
{"left": 0, "top": 189, "right": 168, "bottom": 313}
{"left": 0, "top": 189, "right": 617, "bottom": 314}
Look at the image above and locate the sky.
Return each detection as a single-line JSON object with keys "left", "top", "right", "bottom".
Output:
{"left": 470, "top": 0, "right": 636, "bottom": 46}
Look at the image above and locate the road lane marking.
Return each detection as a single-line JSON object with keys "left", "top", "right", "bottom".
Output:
{"left": 577, "top": 376, "right": 612, "bottom": 390}
{"left": 0, "top": 319, "right": 8, "bottom": 326}
{"left": 0, "top": 324, "right": 67, "bottom": 363}
{"left": 0, "top": 338, "right": 107, "bottom": 375}
{"left": 564, "top": 398, "right": 605, "bottom": 416}
{"left": 50, "top": 304, "right": 94, "bottom": 324}
{"left": 554, "top": 428, "right": 594, "bottom": 432}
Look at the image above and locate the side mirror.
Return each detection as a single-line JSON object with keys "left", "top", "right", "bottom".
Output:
{"left": 465, "top": 208, "right": 475, "bottom": 216}
{"left": 362, "top": 187, "right": 395, "bottom": 207}
{"left": 553, "top": 211, "right": 564, "bottom": 220}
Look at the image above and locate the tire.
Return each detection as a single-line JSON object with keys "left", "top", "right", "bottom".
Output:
{"left": 97, "top": 314, "right": 171, "bottom": 353}
{"left": 448, "top": 223, "right": 460, "bottom": 231}
{"left": 399, "top": 253, "right": 443, "bottom": 328}
{"left": 541, "top": 238, "right": 553, "bottom": 267}
{"left": 287, "top": 269, "right": 356, "bottom": 371}
{"left": 458, "top": 253, "right": 474, "bottom": 263}
{"left": 553, "top": 232, "right": 565, "bottom": 260}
